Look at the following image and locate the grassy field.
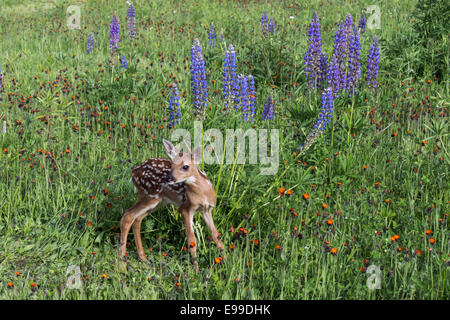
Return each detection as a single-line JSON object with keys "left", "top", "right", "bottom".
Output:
{"left": 0, "top": 0, "right": 448, "bottom": 299}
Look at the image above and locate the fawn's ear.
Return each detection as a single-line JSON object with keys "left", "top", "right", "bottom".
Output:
{"left": 163, "top": 138, "right": 178, "bottom": 160}
{"left": 192, "top": 145, "right": 202, "bottom": 164}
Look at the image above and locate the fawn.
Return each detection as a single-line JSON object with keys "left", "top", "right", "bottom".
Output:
{"left": 119, "top": 139, "right": 224, "bottom": 271}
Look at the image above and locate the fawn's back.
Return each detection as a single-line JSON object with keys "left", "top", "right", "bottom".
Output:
{"left": 131, "top": 158, "right": 187, "bottom": 206}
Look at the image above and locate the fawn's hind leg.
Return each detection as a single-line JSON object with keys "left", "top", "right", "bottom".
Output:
{"left": 132, "top": 202, "right": 160, "bottom": 263}
{"left": 120, "top": 197, "right": 161, "bottom": 263}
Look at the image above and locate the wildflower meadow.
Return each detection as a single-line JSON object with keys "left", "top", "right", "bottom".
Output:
{"left": 0, "top": 0, "right": 448, "bottom": 300}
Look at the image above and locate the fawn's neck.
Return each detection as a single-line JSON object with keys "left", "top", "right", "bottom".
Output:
{"left": 184, "top": 168, "right": 215, "bottom": 207}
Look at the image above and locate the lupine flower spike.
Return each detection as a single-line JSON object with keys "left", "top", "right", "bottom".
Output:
{"left": 208, "top": 23, "right": 216, "bottom": 48}
{"left": 318, "top": 52, "right": 328, "bottom": 89}
{"left": 346, "top": 27, "right": 361, "bottom": 94}
{"left": 262, "top": 95, "right": 274, "bottom": 120}
{"left": 127, "top": 1, "right": 136, "bottom": 41}
{"left": 344, "top": 14, "right": 354, "bottom": 51}
{"left": 268, "top": 18, "right": 275, "bottom": 34}
{"left": 261, "top": 11, "right": 269, "bottom": 37}
{"left": 87, "top": 33, "right": 94, "bottom": 53}
{"left": 304, "top": 12, "right": 323, "bottom": 89}
{"left": 222, "top": 44, "right": 238, "bottom": 111}
{"left": 120, "top": 53, "right": 128, "bottom": 69}
{"left": 298, "top": 87, "right": 333, "bottom": 154}
{"left": 328, "top": 22, "right": 347, "bottom": 96}
{"left": 190, "top": 39, "right": 208, "bottom": 119}
{"left": 247, "top": 75, "right": 256, "bottom": 122}
{"left": 167, "top": 83, "right": 182, "bottom": 128}
{"left": 366, "top": 36, "right": 380, "bottom": 89}
{"left": 238, "top": 75, "right": 249, "bottom": 121}
{"left": 358, "top": 13, "right": 366, "bottom": 34}
{"left": 110, "top": 14, "right": 120, "bottom": 55}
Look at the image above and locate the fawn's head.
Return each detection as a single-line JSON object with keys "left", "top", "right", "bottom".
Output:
{"left": 163, "top": 139, "right": 202, "bottom": 185}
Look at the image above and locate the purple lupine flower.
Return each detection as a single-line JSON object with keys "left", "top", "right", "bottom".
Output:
{"left": 344, "top": 14, "right": 354, "bottom": 50}
{"left": 0, "top": 66, "right": 3, "bottom": 90}
{"left": 120, "top": 53, "right": 128, "bottom": 69}
{"left": 248, "top": 75, "right": 256, "bottom": 122}
{"left": 298, "top": 87, "right": 333, "bottom": 154}
{"left": 226, "top": 45, "right": 240, "bottom": 110}
{"left": 268, "top": 18, "right": 275, "bottom": 33}
{"left": 110, "top": 14, "right": 120, "bottom": 54}
{"left": 358, "top": 13, "right": 366, "bottom": 34}
{"left": 167, "top": 82, "right": 182, "bottom": 128}
{"left": 191, "top": 38, "right": 208, "bottom": 118}
{"left": 261, "top": 11, "right": 269, "bottom": 37}
{"left": 366, "top": 36, "right": 380, "bottom": 89}
{"left": 304, "top": 12, "right": 323, "bottom": 89}
{"left": 313, "top": 86, "right": 333, "bottom": 132}
{"left": 262, "top": 95, "right": 273, "bottom": 120}
{"left": 223, "top": 44, "right": 238, "bottom": 109}
{"left": 328, "top": 22, "right": 347, "bottom": 95}
{"left": 223, "top": 50, "right": 231, "bottom": 100}
{"left": 208, "top": 23, "right": 216, "bottom": 48}
{"left": 346, "top": 28, "right": 361, "bottom": 94}
{"left": 318, "top": 52, "right": 329, "bottom": 89}
{"left": 238, "top": 75, "right": 250, "bottom": 121}
{"left": 87, "top": 33, "right": 94, "bottom": 53}
{"left": 127, "top": 2, "right": 136, "bottom": 41}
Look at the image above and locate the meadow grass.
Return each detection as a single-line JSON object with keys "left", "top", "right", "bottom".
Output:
{"left": 0, "top": 0, "right": 448, "bottom": 299}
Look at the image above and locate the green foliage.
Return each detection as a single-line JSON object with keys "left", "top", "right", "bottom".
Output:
{"left": 385, "top": 0, "right": 449, "bottom": 81}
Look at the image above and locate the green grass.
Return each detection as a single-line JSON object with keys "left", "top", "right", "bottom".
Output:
{"left": 0, "top": 0, "right": 448, "bottom": 299}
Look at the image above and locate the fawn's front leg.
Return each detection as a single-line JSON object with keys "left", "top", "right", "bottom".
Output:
{"left": 180, "top": 207, "right": 199, "bottom": 272}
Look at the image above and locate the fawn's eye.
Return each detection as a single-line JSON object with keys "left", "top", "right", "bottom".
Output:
{"left": 182, "top": 165, "right": 189, "bottom": 170}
